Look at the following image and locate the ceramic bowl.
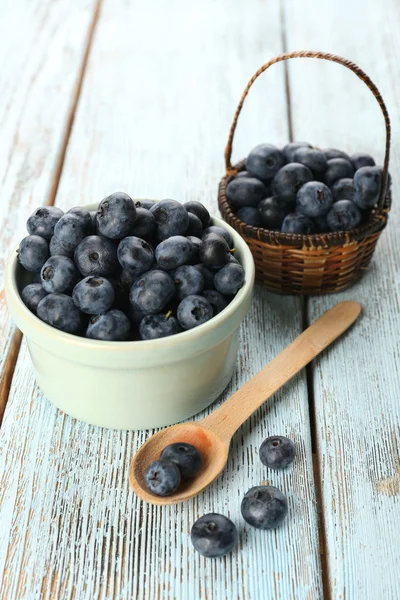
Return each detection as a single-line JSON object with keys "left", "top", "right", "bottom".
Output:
{"left": 5, "top": 210, "right": 255, "bottom": 430}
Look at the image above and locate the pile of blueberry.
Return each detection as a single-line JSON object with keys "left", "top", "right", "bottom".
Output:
{"left": 17, "top": 195, "right": 245, "bottom": 341}
{"left": 226, "top": 142, "right": 387, "bottom": 234}
{"left": 145, "top": 435, "right": 295, "bottom": 558}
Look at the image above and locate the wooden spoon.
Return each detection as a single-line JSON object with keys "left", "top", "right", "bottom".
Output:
{"left": 129, "top": 301, "right": 360, "bottom": 505}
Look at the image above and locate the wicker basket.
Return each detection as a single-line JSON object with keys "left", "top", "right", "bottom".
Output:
{"left": 218, "top": 51, "right": 391, "bottom": 294}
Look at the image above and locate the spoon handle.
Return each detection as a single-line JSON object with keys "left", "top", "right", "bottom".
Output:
{"left": 199, "top": 301, "right": 361, "bottom": 441}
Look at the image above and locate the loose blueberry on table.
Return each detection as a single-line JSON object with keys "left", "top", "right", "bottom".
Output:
{"left": 259, "top": 435, "right": 295, "bottom": 469}
{"left": 241, "top": 485, "right": 288, "bottom": 530}
{"left": 191, "top": 513, "right": 238, "bottom": 558}
{"left": 227, "top": 141, "right": 388, "bottom": 234}
{"left": 17, "top": 195, "right": 245, "bottom": 340}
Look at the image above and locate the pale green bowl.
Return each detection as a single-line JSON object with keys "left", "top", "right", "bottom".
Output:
{"left": 5, "top": 210, "right": 255, "bottom": 430}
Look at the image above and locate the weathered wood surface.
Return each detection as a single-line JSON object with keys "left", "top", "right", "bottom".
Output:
{"left": 285, "top": 0, "right": 400, "bottom": 597}
{"left": 0, "top": 0, "right": 99, "bottom": 421}
{"left": 0, "top": 1, "right": 323, "bottom": 598}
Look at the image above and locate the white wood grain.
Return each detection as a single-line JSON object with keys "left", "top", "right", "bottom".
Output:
{"left": 0, "top": 0, "right": 98, "bottom": 415}
{"left": 0, "top": 1, "right": 323, "bottom": 598}
{"left": 284, "top": 0, "right": 400, "bottom": 597}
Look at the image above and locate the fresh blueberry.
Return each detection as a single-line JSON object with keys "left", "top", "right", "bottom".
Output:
{"left": 174, "top": 265, "right": 204, "bottom": 300}
{"left": 139, "top": 314, "right": 178, "bottom": 340}
{"left": 155, "top": 236, "right": 193, "bottom": 270}
{"left": 214, "top": 263, "right": 245, "bottom": 295}
{"left": 150, "top": 199, "right": 189, "bottom": 240}
{"left": 327, "top": 200, "right": 362, "bottom": 231}
{"left": 203, "top": 225, "right": 233, "bottom": 248}
{"left": 117, "top": 236, "right": 154, "bottom": 277}
{"left": 135, "top": 199, "right": 156, "bottom": 210}
{"left": 259, "top": 435, "right": 295, "bottom": 469}
{"left": 296, "top": 181, "right": 333, "bottom": 217}
{"left": 191, "top": 513, "right": 238, "bottom": 558}
{"left": 193, "top": 264, "right": 214, "bottom": 289}
{"left": 246, "top": 143, "right": 285, "bottom": 181}
{"left": 37, "top": 293, "right": 84, "bottom": 334}
{"left": 281, "top": 213, "right": 314, "bottom": 234}
{"left": 127, "top": 304, "right": 145, "bottom": 324}
{"left": 353, "top": 166, "right": 382, "bottom": 209}
{"left": 184, "top": 201, "right": 210, "bottom": 228}
{"left": 27, "top": 206, "right": 64, "bottom": 240}
{"left": 331, "top": 178, "right": 354, "bottom": 202}
{"left": 186, "top": 212, "right": 203, "bottom": 237}
{"left": 324, "top": 158, "right": 354, "bottom": 186}
{"left": 72, "top": 276, "right": 115, "bottom": 314}
{"left": 129, "top": 270, "right": 175, "bottom": 315}
{"left": 323, "top": 148, "right": 351, "bottom": 162}
{"left": 67, "top": 206, "right": 93, "bottom": 231}
{"left": 235, "top": 170, "right": 250, "bottom": 178}
{"left": 86, "top": 309, "right": 131, "bottom": 341}
{"left": 21, "top": 283, "right": 47, "bottom": 314}
{"left": 199, "top": 233, "right": 230, "bottom": 269}
{"left": 74, "top": 235, "right": 119, "bottom": 277}
{"left": 144, "top": 459, "right": 181, "bottom": 496}
{"left": 96, "top": 192, "right": 136, "bottom": 239}
{"left": 258, "top": 197, "right": 286, "bottom": 229}
{"left": 282, "top": 141, "right": 312, "bottom": 163}
{"left": 236, "top": 206, "right": 263, "bottom": 227}
{"left": 40, "top": 255, "right": 79, "bottom": 293}
{"left": 17, "top": 235, "right": 50, "bottom": 273}
{"left": 351, "top": 152, "right": 375, "bottom": 170}
{"left": 202, "top": 289, "right": 227, "bottom": 315}
{"left": 177, "top": 295, "right": 213, "bottom": 330}
{"left": 130, "top": 207, "right": 156, "bottom": 238}
{"left": 293, "top": 147, "right": 327, "bottom": 176}
{"left": 226, "top": 177, "right": 269, "bottom": 208}
{"left": 186, "top": 236, "right": 202, "bottom": 252}
{"left": 160, "top": 442, "right": 203, "bottom": 478}
{"left": 49, "top": 235, "right": 74, "bottom": 258}
{"left": 272, "top": 163, "right": 313, "bottom": 205}
{"left": 53, "top": 213, "right": 92, "bottom": 252}
{"left": 313, "top": 215, "right": 330, "bottom": 233}
{"left": 241, "top": 486, "right": 288, "bottom": 529}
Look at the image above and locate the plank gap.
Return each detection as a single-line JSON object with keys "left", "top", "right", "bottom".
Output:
{"left": 312, "top": 452, "right": 332, "bottom": 600}
{"left": 279, "top": 0, "right": 293, "bottom": 142}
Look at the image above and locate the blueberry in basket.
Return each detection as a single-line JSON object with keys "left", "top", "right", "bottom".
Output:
{"left": 226, "top": 141, "right": 389, "bottom": 235}
{"left": 17, "top": 196, "right": 245, "bottom": 341}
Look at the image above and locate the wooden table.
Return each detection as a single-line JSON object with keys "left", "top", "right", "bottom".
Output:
{"left": 0, "top": 0, "right": 399, "bottom": 598}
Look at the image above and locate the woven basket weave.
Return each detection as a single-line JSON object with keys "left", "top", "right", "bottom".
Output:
{"left": 218, "top": 51, "right": 391, "bottom": 294}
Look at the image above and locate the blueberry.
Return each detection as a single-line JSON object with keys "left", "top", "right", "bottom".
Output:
{"left": 313, "top": 215, "right": 330, "bottom": 233}
{"left": 139, "top": 314, "right": 178, "bottom": 340}
{"left": 18, "top": 235, "right": 50, "bottom": 273}
{"left": 72, "top": 276, "right": 115, "bottom": 314}
{"left": 241, "top": 486, "right": 288, "bottom": 529}
{"left": 236, "top": 206, "right": 263, "bottom": 227}
{"left": 202, "top": 289, "right": 227, "bottom": 315}
{"left": 353, "top": 166, "right": 382, "bottom": 209}
{"left": 160, "top": 442, "right": 203, "bottom": 478}
{"left": 127, "top": 304, "right": 145, "bottom": 324}
{"left": 27, "top": 206, "right": 64, "bottom": 240}
{"left": 117, "top": 236, "right": 154, "bottom": 277}
{"left": 203, "top": 225, "right": 233, "bottom": 248}
{"left": 150, "top": 199, "right": 189, "bottom": 240}
{"left": 145, "top": 458, "right": 181, "bottom": 496}
{"left": 96, "top": 192, "right": 136, "bottom": 239}
{"left": 86, "top": 309, "right": 131, "bottom": 341}
{"left": 293, "top": 147, "right": 327, "bottom": 176}
{"left": 130, "top": 207, "right": 156, "bottom": 238}
{"left": 351, "top": 152, "right": 375, "bottom": 170}
{"left": 155, "top": 236, "right": 193, "bottom": 270}
{"left": 120, "top": 268, "right": 138, "bottom": 289}
{"left": 177, "top": 295, "right": 213, "bottom": 329}
{"left": 193, "top": 264, "right": 214, "bottom": 289}
{"left": 246, "top": 143, "right": 285, "bottom": 181}
{"left": 214, "top": 263, "right": 245, "bottom": 295}
{"left": 74, "top": 235, "right": 119, "bottom": 277}
{"left": 174, "top": 265, "right": 204, "bottom": 299}
{"left": 272, "top": 163, "right": 313, "bottom": 205}
{"left": 191, "top": 513, "right": 238, "bottom": 558}
{"left": 53, "top": 213, "right": 92, "bottom": 252}
{"left": 37, "top": 293, "right": 84, "bottom": 334}
{"left": 327, "top": 200, "right": 362, "bottom": 231}
{"left": 235, "top": 170, "right": 250, "bottom": 178}
{"left": 226, "top": 177, "right": 269, "bottom": 208}
{"left": 40, "top": 256, "right": 79, "bottom": 293}
{"left": 282, "top": 141, "right": 312, "bottom": 163}
{"left": 324, "top": 158, "right": 354, "bottom": 186}
{"left": 135, "top": 199, "right": 156, "bottom": 210}
{"left": 331, "top": 178, "right": 354, "bottom": 202}
{"left": 49, "top": 235, "right": 74, "bottom": 258}
{"left": 186, "top": 212, "right": 203, "bottom": 237}
{"left": 186, "top": 236, "right": 201, "bottom": 263}
{"left": 259, "top": 435, "right": 295, "bottom": 469}
{"left": 296, "top": 181, "right": 333, "bottom": 218}
{"left": 258, "top": 197, "right": 286, "bottom": 229}
{"left": 129, "top": 270, "right": 175, "bottom": 315}
{"left": 186, "top": 236, "right": 202, "bottom": 251}
{"left": 21, "top": 283, "right": 47, "bottom": 314}
{"left": 67, "top": 206, "right": 93, "bottom": 231}
{"left": 323, "top": 148, "right": 351, "bottom": 162}
{"left": 199, "top": 233, "right": 230, "bottom": 269}
{"left": 184, "top": 201, "right": 210, "bottom": 227}
{"left": 281, "top": 213, "right": 314, "bottom": 234}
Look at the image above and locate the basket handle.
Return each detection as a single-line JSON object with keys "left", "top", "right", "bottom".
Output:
{"left": 224, "top": 50, "right": 391, "bottom": 209}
